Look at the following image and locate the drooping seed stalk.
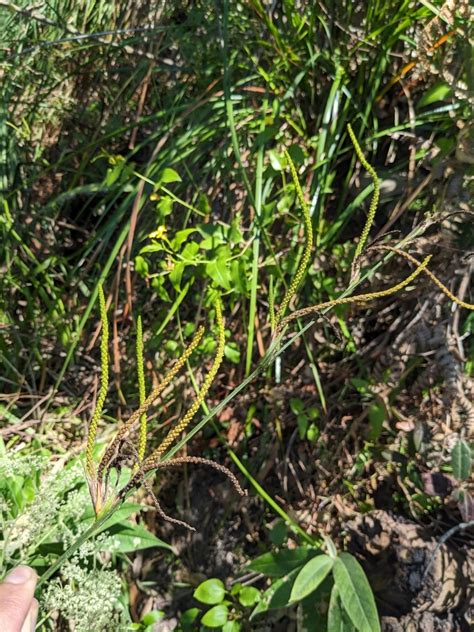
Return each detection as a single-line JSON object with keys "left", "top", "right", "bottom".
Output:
{"left": 276, "top": 254, "right": 432, "bottom": 334}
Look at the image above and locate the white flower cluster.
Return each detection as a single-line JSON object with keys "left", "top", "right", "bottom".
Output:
{"left": 0, "top": 453, "right": 47, "bottom": 478}
{"left": 4, "top": 459, "right": 88, "bottom": 558}
{"left": 44, "top": 559, "right": 124, "bottom": 632}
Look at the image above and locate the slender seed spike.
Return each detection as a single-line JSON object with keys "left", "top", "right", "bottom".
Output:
{"left": 86, "top": 285, "right": 109, "bottom": 478}
{"left": 135, "top": 315, "right": 147, "bottom": 465}
{"left": 269, "top": 275, "right": 276, "bottom": 333}
{"left": 146, "top": 299, "right": 225, "bottom": 462}
{"left": 97, "top": 325, "right": 205, "bottom": 483}
{"left": 275, "top": 150, "right": 313, "bottom": 324}
{"left": 347, "top": 123, "right": 380, "bottom": 261}
{"left": 276, "top": 255, "right": 431, "bottom": 334}
{"left": 370, "top": 246, "right": 474, "bottom": 310}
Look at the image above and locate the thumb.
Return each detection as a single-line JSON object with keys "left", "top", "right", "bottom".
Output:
{"left": 0, "top": 566, "right": 38, "bottom": 632}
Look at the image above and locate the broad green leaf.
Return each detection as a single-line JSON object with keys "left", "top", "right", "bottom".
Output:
{"left": 290, "top": 554, "right": 334, "bottom": 602}
{"left": 451, "top": 440, "right": 472, "bottom": 481}
{"left": 268, "top": 149, "right": 286, "bottom": 171}
{"left": 201, "top": 604, "right": 229, "bottom": 627}
{"left": 328, "top": 585, "right": 355, "bottom": 632}
{"left": 248, "top": 547, "right": 318, "bottom": 577}
{"left": 159, "top": 167, "right": 181, "bottom": 184}
{"left": 81, "top": 502, "right": 143, "bottom": 533}
{"left": 224, "top": 342, "right": 241, "bottom": 364}
{"left": 172, "top": 229, "right": 197, "bottom": 250}
{"left": 250, "top": 569, "right": 299, "bottom": 619}
{"left": 104, "top": 523, "right": 172, "bottom": 553}
{"left": 194, "top": 578, "right": 226, "bottom": 605}
{"left": 333, "top": 553, "right": 380, "bottom": 632}
{"left": 206, "top": 257, "right": 231, "bottom": 290}
{"left": 238, "top": 586, "right": 260, "bottom": 607}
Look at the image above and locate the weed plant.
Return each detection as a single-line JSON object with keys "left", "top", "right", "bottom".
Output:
{"left": 1, "top": 1, "right": 473, "bottom": 630}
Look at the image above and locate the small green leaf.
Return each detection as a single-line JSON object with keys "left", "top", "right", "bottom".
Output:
{"left": 194, "top": 578, "right": 226, "bottom": 605}
{"left": 224, "top": 342, "right": 241, "bottom": 364}
{"left": 250, "top": 569, "right": 299, "bottom": 618}
{"left": 328, "top": 585, "right": 355, "bottom": 632}
{"left": 451, "top": 440, "right": 472, "bottom": 481}
{"left": 159, "top": 167, "right": 181, "bottom": 184}
{"left": 333, "top": 553, "right": 380, "bottom": 632}
{"left": 222, "top": 621, "right": 240, "bottom": 632}
{"left": 169, "top": 261, "right": 185, "bottom": 290}
{"left": 290, "top": 397, "right": 304, "bottom": 415}
{"left": 141, "top": 610, "right": 164, "bottom": 625}
{"left": 201, "top": 604, "right": 229, "bottom": 627}
{"left": 180, "top": 608, "right": 200, "bottom": 631}
{"left": 134, "top": 255, "right": 149, "bottom": 277}
{"left": 418, "top": 81, "right": 451, "bottom": 108}
{"left": 268, "top": 149, "right": 286, "bottom": 171}
{"left": 206, "top": 257, "right": 231, "bottom": 290}
{"left": 306, "top": 423, "right": 319, "bottom": 443}
{"left": 238, "top": 586, "right": 260, "bottom": 607}
{"left": 290, "top": 555, "right": 334, "bottom": 602}
{"left": 248, "top": 547, "right": 318, "bottom": 577}
{"left": 297, "top": 414, "right": 308, "bottom": 440}
{"left": 269, "top": 520, "right": 287, "bottom": 546}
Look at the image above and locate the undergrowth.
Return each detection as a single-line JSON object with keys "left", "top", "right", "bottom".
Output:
{"left": 1, "top": 1, "right": 473, "bottom": 631}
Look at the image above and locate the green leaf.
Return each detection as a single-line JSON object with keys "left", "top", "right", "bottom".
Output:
{"left": 206, "top": 257, "right": 231, "bottom": 290}
{"left": 224, "top": 342, "right": 241, "bottom": 364}
{"left": 171, "top": 229, "right": 197, "bottom": 250}
{"left": 222, "top": 621, "right": 240, "bottom": 632}
{"left": 418, "top": 81, "right": 451, "bottom": 108}
{"left": 268, "top": 149, "right": 286, "bottom": 171}
{"left": 290, "top": 555, "right": 334, "bottom": 602}
{"left": 248, "top": 547, "right": 318, "bottom": 577}
{"left": 238, "top": 586, "right": 260, "bottom": 607}
{"left": 297, "top": 414, "right": 308, "bottom": 440}
{"left": 290, "top": 397, "right": 304, "bottom": 415}
{"left": 156, "top": 196, "right": 174, "bottom": 217}
{"left": 180, "top": 608, "right": 200, "bottom": 631}
{"left": 194, "top": 578, "right": 226, "bottom": 605}
{"left": 451, "top": 440, "right": 472, "bottom": 481}
{"left": 104, "top": 523, "right": 172, "bottom": 553}
{"left": 141, "top": 610, "right": 164, "bottom": 626}
{"left": 81, "top": 502, "right": 143, "bottom": 532}
{"left": 159, "top": 167, "right": 181, "bottom": 184}
{"left": 328, "top": 585, "right": 355, "bottom": 632}
{"left": 134, "top": 255, "right": 149, "bottom": 278}
{"left": 169, "top": 261, "right": 185, "bottom": 290}
{"left": 201, "top": 605, "right": 229, "bottom": 627}
{"left": 333, "top": 553, "right": 380, "bottom": 632}
{"left": 250, "top": 569, "right": 299, "bottom": 618}
{"left": 306, "top": 423, "right": 319, "bottom": 443}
